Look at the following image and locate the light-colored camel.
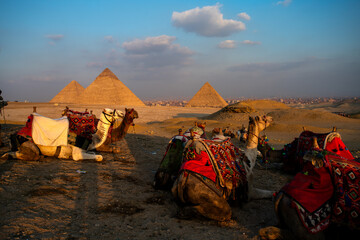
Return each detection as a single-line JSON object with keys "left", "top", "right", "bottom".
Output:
{"left": 243, "top": 115, "right": 274, "bottom": 199}
{"left": 90, "top": 108, "right": 138, "bottom": 153}
{"left": 1, "top": 108, "right": 138, "bottom": 161}
{"left": 171, "top": 115, "right": 274, "bottom": 221}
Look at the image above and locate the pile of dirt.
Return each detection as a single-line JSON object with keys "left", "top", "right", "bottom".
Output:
{"left": 206, "top": 100, "right": 288, "bottom": 121}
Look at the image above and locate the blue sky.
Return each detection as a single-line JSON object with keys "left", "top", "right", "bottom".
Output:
{"left": 0, "top": 0, "right": 359, "bottom": 101}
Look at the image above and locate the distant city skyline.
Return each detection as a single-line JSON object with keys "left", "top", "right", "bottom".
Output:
{"left": 1, "top": 0, "right": 359, "bottom": 102}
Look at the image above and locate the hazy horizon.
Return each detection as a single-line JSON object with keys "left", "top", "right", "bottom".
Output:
{"left": 1, "top": 0, "right": 360, "bottom": 102}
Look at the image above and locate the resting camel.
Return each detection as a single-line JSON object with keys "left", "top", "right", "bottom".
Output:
{"left": 259, "top": 137, "right": 359, "bottom": 240}
{"left": 171, "top": 115, "right": 274, "bottom": 221}
{"left": 1, "top": 108, "right": 138, "bottom": 161}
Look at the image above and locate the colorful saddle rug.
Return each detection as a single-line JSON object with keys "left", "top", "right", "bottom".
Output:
{"left": 326, "top": 154, "right": 360, "bottom": 230}
{"left": 292, "top": 198, "right": 332, "bottom": 234}
{"left": 181, "top": 138, "right": 247, "bottom": 200}
{"left": 280, "top": 150, "right": 360, "bottom": 233}
{"left": 65, "top": 112, "right": 98, "bottom": 139}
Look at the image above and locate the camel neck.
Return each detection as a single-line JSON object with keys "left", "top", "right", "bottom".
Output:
{"left": 246, "top": 125, "right": 259, "bottom": 150}
{"left": 111, "top": 115, "right": 132, "bottom": 142}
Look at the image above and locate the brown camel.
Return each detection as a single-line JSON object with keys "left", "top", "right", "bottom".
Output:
{"left": 171, "top": 115, "right": 274, "bottom": 221}
{"left": 260, "top": 137, "right": 359, "bottom": 240}
{"left": 91, "top": 108, "right": 138, "bottom": 153}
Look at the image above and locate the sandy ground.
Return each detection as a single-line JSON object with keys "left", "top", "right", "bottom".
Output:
{"left": 0, "top": 102, "right": 359, "bottom": 239}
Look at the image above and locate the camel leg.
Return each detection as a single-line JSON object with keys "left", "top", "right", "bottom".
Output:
{"left": 71, "top": 146, "right": 103, "bottom": 161}
{"left": 172, "top": 172, "right": 231, "bottom": 221}
{"left": 38, "top": 145, "right": 103, "bottom": 161}
{"left": 1, "top": 141, "right": 41, "bottom": 161}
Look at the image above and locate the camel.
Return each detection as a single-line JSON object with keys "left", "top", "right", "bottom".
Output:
{"left": 89, "top": 108, "right": 138, "bottom": 153}
{"left": 259, "top": 137, "right": 360, "bottom": 240}
{"left": 171, "top": 115, "right": 274, "bottom": 221}
{"left": 1, "top": 108, "right": 138, "bottom": 161}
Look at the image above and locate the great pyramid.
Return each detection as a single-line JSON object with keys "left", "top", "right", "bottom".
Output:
{"left": 186, "top": 82, "right": 228, "bottom": 108}
{"left": 50, "top": 80, "right": 85, "bottom": 103}
{"left": 78, "top": 68, "right": 145, "bottom": 106}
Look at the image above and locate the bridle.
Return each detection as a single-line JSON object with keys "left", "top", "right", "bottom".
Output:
{"left": 247, "top": 117, "right": 269, "bottom": 145}
{"left": 101, "top": 109, "right": 118, "bottom": 125}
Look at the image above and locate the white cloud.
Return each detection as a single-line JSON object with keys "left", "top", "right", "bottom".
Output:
{"left": 241, "top": 40, "right": 261, "bottom": 45}
{"left": 218, "top": 40, "right": 237, "bottom": 49}
{"left": 104, "top": 35, "right": 114, "bottom": 43}
{"left": 276, "top": 0, "right": 292, "bottom": 7}
{"left": 44, "top": 34, "right": 64, "bottom": 41}
{"left": 238, "top": 12, "right": 251, "bottom": 21}
{"left": 122, "top": 35, "right": 194, "bottom": 68}
{"left": 172, "top": 4, "right": 246, "bottom": 37}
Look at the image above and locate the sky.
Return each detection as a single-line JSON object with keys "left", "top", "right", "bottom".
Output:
{"left": 0, "top": 0, "right": 359, "bottom": 102}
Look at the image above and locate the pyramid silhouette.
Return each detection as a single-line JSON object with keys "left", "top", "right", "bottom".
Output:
{"left": 78, "top": 68, "right": 145, "bottom": 106}
{"left": 50, "top": 80, "right": 85, "bottom": 103}
{"left": 186, "top": 82, "right": 228, "bottom": 108}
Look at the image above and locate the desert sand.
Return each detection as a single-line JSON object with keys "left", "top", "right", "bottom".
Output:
{"left": 0, "top": 101, "right": 359, "bottom": 239}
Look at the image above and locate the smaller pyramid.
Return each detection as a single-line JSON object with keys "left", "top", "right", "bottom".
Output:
{"left": 186, "top": 82, "right": 228, "bottom": 108}
{"left": 78, "top": 68, "right": 145, "bottom": 106}
{"left": 50, "top": 80, "right": 85, "bottom": 103}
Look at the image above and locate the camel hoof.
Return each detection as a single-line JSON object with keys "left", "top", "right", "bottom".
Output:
{"left": 258, "top": 226, "right": 281, "bottom": 240}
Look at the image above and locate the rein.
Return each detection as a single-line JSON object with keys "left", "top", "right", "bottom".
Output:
{"left": 101, "top": 110, "right": 117, "bottom": 125}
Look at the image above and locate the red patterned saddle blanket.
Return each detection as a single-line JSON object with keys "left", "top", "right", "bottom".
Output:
{"left": 65, "top": 110, "right": 98, "bottom": 139}
{"left": 281, "top": 151, "right": 360, "bottom": 233}
{"left": 203, "top": 139, "right": 247, "bottom": 190}
{"left": 326, "top": 154, "right": 360, "bottom": 230}
{"left": 182, "top": 139, "right": 247, "bottom": 199}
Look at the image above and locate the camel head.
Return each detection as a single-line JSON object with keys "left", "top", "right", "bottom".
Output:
{"left": 303, "top": 150, "right": 325, "bottom": 168}
{"left": 124, "top": 108, "right": 139, "bottom": 125}
{"left": 102, "top": 108, "right": 124, "bottom": 125}
{"left": 197, "top": 121, "right": 206, "bottom": 130}
{"left": 254, "top": 115, "right": 272, "bottom": 132}
{"left": 211, "top": 127, "right": 222, "bottom": 138}
{"left": 246, "top": 115, "right": 272, "bottom": 149}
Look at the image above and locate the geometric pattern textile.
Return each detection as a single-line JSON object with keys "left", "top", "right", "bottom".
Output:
{"left": 203, "top": 139, "right": 247, "bottom": 192}
{"left": 293, "top": 199, "right": 332, "bottom": 234}
{"left": 326, "top": 154, "right": 360, "bottom": 230}
{"left": 66, "top": 112, "right": 98, "bottom": 139}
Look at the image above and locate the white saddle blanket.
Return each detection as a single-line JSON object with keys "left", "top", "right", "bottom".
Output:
{"left": 32, "top": 113, "right": 69, "bottom": 146}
